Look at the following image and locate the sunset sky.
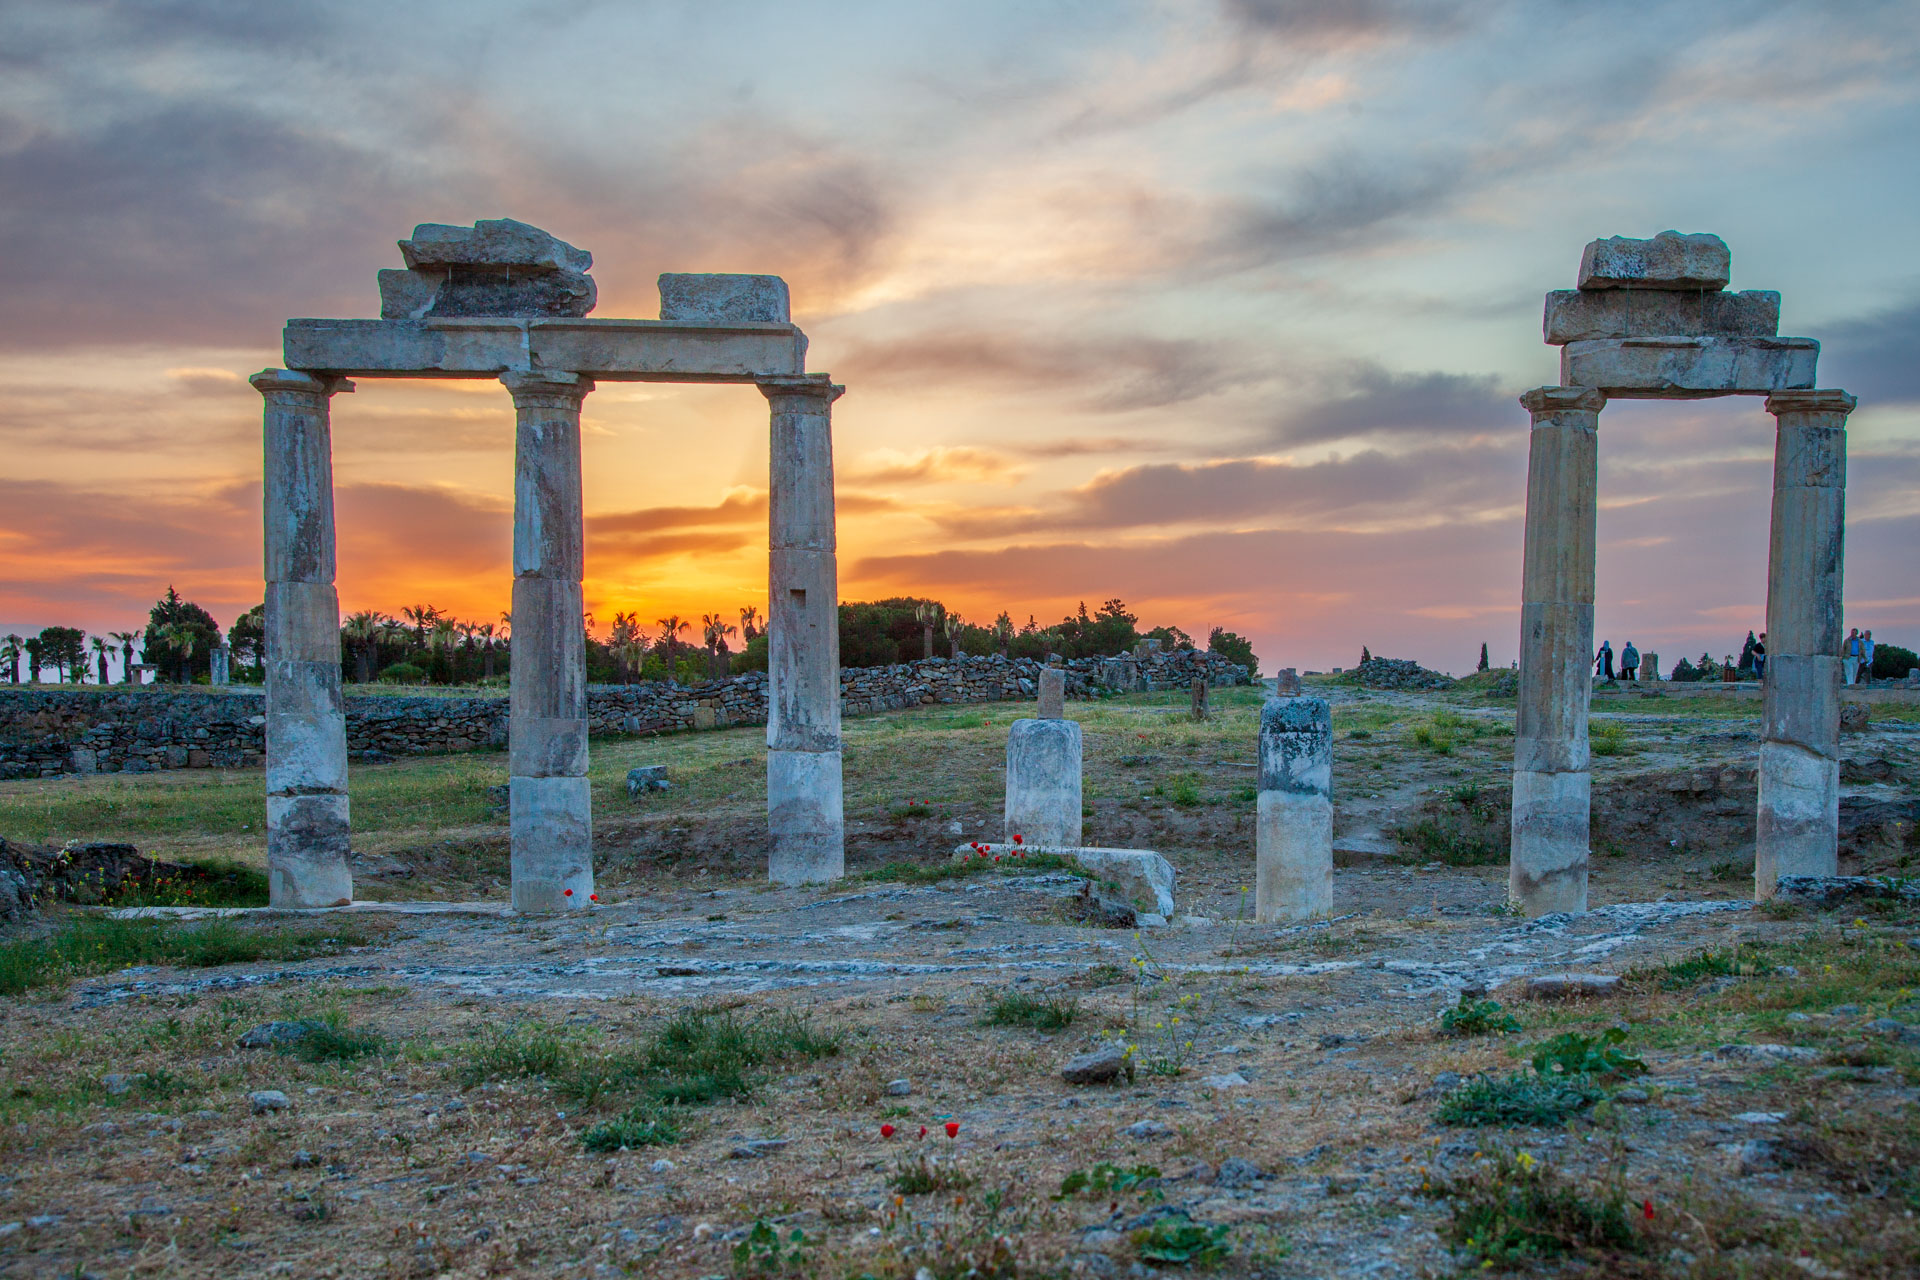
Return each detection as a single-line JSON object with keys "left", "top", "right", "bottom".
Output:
{"left": 2, "top": 0, "right": 1916, "bottom": 675}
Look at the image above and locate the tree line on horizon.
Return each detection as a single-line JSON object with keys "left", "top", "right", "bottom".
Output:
{"left": 2, "top": 590, "right": 1262, "bottom": 689}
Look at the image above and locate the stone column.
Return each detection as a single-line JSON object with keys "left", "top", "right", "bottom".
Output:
{"left": 1006, "top": 718, "right": 1082, "bottom": 848}
{"left": 761, "top": 376, "right": 846, "bottom": 884}
{"left": 1756, "top": 390, "right": 1853, "bottom": 898}
{"left": 1256, "top": 696, "right": 1333, "bottom": 921}
{"left": 1510, "top": 386, "right": 1604, "bottom": 916}
{"left": 1037, "top": 667, "right": 1065, "bottom": 720}
{"left": 252, "top": 369, "right": 354, "bottom": 909}
{"left": 504, "top": 371, "right": 594, "bottom": 913}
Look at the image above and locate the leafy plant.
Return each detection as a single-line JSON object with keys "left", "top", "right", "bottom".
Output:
{"left": 282, "top": 1017, "right": 386, "bottom": 1065}
{"left": 890, "top": 1153, "right": 975, "bottom": 1196}
{"left": 1440, "top": 995, "right": 1521, "bottom": 1037}
{"left": 731, "top": 1219, "right": 811, "bottom": 1276}
{"left": 1530, "top": 1029, "right": 1646, "bottom": 1083}
{"left": 1054, "top": 1162, "right": 1161, "bottom": 1199}
{"left": 1437, "top": 1074, "right": 1605, "bottom": 1127}
{"left": 1166, "top": 773, "right": 1202, "bottom": 807}
{"left": 1132, "top": 1218, "right": 1232, "bottom": 1267}
{"left": 1638, "top": 946, "right": 1775, "bottom": 991}
{"left": 579, "top": 1106, "right": 679, "bottom": 1152}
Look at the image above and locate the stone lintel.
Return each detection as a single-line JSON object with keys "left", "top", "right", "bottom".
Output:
{"left": 1543, "top": 288, "right": 1779, "bottom": 345}
{"left": 1519, "top": 385, "right": 1606, "bottom": 416}
{"left": 1560, "top": 336, "right": 1817, "bottom": 399}
{"left": 284, "top": 317, "right": 807, "bottom": 382}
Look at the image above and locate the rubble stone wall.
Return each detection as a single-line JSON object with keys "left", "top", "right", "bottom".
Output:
{"left": 0, "top": 649, "right": 1248, "bottom": 779}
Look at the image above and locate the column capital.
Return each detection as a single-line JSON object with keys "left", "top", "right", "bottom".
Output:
{"left": 251, "top": 369, "right": 354, "bottom": 398}
{"left": 758, "top": 374, "right": 844, "bottom": 405}
{"left": 1519, "top": 385, "right": 1605, "bottom": 415}
{"left": 501, "top": 369, "right": 594, "bottom": 407}
{"left": 1766, "top": 389, "right": 1857, "bottom": 419}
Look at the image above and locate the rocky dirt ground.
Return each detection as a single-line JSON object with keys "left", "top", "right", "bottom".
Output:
{"left": 1, "top": 680, "right": 1917, "bottom": 1279}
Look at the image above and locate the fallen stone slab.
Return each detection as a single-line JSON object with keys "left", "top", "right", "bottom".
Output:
{"left": 727, "top": 1138, "right": 789, "bottom": 1159}
{"left": 1560, "top": 335, "right": 1817, "bottom": 398}
{"left": 1577, "top": 231, "right": 1730, "bottom": 290}
{"left": 1543, "top": 288, "right": 1779, "bottom": 344}
{"left": 1520, "top": 973, "right": 1622, "bottom": 999}
{"left": 379, "top": 266, "right": 596, "bottom": 320}
{"left": 399, "top": 218, "right": 593, "bottom": 273}
{"left": 1061, "top": 1043, "right": 1129, "bottom": 1084}
{"left": 952, "top": 843, "right": 1175, "bottom": 917}
{"left": 658, "top": 273, "right": 791, "bottom": 324}
{"left": 1773, "top": 875, "right": 1920, "bottom": 907}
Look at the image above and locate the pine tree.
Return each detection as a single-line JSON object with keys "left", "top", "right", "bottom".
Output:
{"left": 1360, "top": 646, "right": 1371, "bottom": 666}
{"left": 1477, "top": 642, "right": 1490, "bottom": 672}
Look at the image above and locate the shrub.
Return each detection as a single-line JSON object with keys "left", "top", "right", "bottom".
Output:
{"left": 1530, "top": 1028, "right": 1646, "bottom": 1083}
{"left": 1391, "top": 816, "right": 1502, "bottom": 866}
{"left": 1165, "top": 773, "right": 1202, "bottom": 807}
{"left": 283, "top": 1017, "right": 387, "bottom": 1064}
{"left": 1589, "top": 721, "right": 1629, "bottom": 757}
{"left": 1871, "top": 643, "right": 1917, "bottom": 681}
{"left": 376, "top": 661, "right": 427, "bottom": 684}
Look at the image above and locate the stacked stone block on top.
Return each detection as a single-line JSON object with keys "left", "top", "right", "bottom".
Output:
{"left": 1005, "top": 666, "right": 1081, "bottom": 849}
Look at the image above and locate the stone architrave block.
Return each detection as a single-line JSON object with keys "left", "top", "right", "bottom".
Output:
{"left": 659, "top": 274, "right": 792, "bottom": 324}
{"left": 1577, "top": 231, "right": 1730, "bottom": 291}
{"left": 1560, "top": 337, "right": 1817, "bottom": 398}
{"left": 400, "top": 219, "right": 592, "bottom": 272}
{"left": 1542, "top": 289, "right": 1779, "bottom": 345}
{"left": 283, "top": 318, "right": 806, "bottom": 382}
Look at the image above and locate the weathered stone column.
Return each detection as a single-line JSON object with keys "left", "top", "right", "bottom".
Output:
{"left": 253, "top": 369, "right": 354, "bottom": 909}
{"left": 1006, "top": 718, "right": 1083, "bottom": 848}
{"left": 504, "top": 371, "right": 594, "bottom": 913}
{"left": 1037, "top": 666, "right": 1065, "bottom": 720}
{"left": 1510, "top": 386, "right": 1604, "bottom": 916}
{"left": 1756, "top": 390, "right": 1853, "bottom": 898}
{"left": 761, "top": 376, "right": 846, "bottom": 884}
{"left": 1256, "top": 696, "right": 1332, "bottom": 921}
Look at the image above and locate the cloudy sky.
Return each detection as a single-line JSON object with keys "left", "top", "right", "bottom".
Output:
{"left": 2, "top": 0, "right": 1916, "bottom": 673}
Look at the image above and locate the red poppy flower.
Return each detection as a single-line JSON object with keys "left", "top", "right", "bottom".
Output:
{"left": 589, "top": 893, "right": 599, "bottom": 903}
{"left": 1012, "top": 834, "right": 1023, "bottom": 845}
{"left": 564, "top": 888, "right": 573, "bottom": 897}
{"left": 944, "top": 1121, "right": 959, "bottom": 1138}
{"left": 880, "top": 1124, "right": 895, "bottom": 1138}
{"left": 918, "top": 1126, "right": 928, "bottom": 1139}
{"left": 1643, "top": 1199, "right": 1654, "bottom": 1221}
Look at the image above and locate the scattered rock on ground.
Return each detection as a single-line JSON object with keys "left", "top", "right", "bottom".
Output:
{"left": 1061, "top": 1044, "right": 1128, "bottom": 1084}
{"left": 884, "top": 1078, "right": 912, "bottom": 1096}
{"left": 627, "top": 766, "right": 671, "bottom": 796}
{"left": 238, "top": 1020, "right": 322, "bottom": 1049}
{"left": 249, "top": 1090, "right": 290, "bottom": 1114}
{"left": 1214, "top": 1157, "right": 1265, "bottom": 1189}
{"left": 1122, "top": 1120, "right": 1173, "bottom": 1140}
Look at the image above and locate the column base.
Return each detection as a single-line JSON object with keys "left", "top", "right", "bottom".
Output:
{"left": 1255, "top": 790, "right": 1333, "bottom": 922}
{"left": 1755, "top": 740, "right": 1839, "bottom": 898}
{"left": 768, "top": 748, "right": 844, "bottom": 885}
{"left": 1005, "top": 719, "right": 1083, "bottom": 848}
{"left": 510, "top": 775, "right": 594, "bottom": 913}
{"left": 267, "top": 793, "right": 353, "bottom": 909}
{"left": 1509, "top": 769, "right": 1589, "bottom": 915}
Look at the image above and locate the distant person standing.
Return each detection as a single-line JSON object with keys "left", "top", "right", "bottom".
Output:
{"left": 1752, "top": 632, "right": 1767, "bottom": 681}
{"left": 1595, "top": 639, "right": 1615, "bottom": 681}
{"left": 1862, "top": 630, "right": 1876, "bottom": 687}
{"left": 1844, "top": 628, "right": 1863, "bottom": 685}
{"left": 1620, "top": 640, "right": 1639, "bottom": 682}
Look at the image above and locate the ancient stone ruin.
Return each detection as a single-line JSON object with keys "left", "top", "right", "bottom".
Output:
{"left": 1513, "top": 231, "right": 1855, "bottom": 915}
{"left": 256, "top": 219, "right": 845, "bottom": 911}
{"left": 1255, "top": 696, "right": 1333, "bottom": 921}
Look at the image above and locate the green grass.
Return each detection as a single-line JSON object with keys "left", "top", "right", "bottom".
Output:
{"left": 889, "top": 1153, "right": 976, "bottom": 1196}
{"left": 1390, "top": 816, "right": 1503, "bottom": 866}
{"left": 1440, "top": 996, "right": 1521, "bottom": 1037}
{"left": 0, "top": 916, "right": 372, "bottom": 996}
{"left": 1589, "top": 721, "right": 1631, "bottom": 757}
{"left": 1165, "top": 773, "right": 1202, "bottom": 807}
{"left": 579, "top": 1107, "right": 680, "bottom": 1152}
{"left": 1632, "top": 944, "right": 1776, "bottom": 991}
{"left": 106, "top": 856, "right": 270, "bottom": 908}
{"left": 1429, "top": 1149, "right": 1635, "bottom": 1267}
{"left": 983, "top": 992, "right": 1078, "bottom": 1032}
{"left": 280, "top": 1016, "right": 388, "bottom": 1065}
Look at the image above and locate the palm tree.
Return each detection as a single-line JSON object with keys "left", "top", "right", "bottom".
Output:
{"left": 915, "top": 601, "right": 942, "bottom": 661}
{"left": 341, "top": 611, "right": 383, "bottom": 683}
{"left": 702, "top": 613, "right": 737, "bottom": 680}
{"left": 992, "top": 612, "right": 1014, "bottom": 658}
{"left": 110, "top": 631, "right": 139, "bottom": 683}
{"left": 156, "top": 621, "right": 198, "bottom": 684}
{"left": 656, "top": 615, "right": 690, "bottom": 684}
{"left": 89, "top": 635, "right": 111, "bottom": 684}
{"left": 609, "top": 611, "right": 640, "bottom": 683}
{"left": 401, "top": 604, "right": 440, "bottom": 649}
{"left": 739, "top": 605, "right": 762, "bottom": 642}
{"left": 1, "top": 635, "right": 22, "bottom": 684}
{"left": 477, "top": 622, "right": 498, "bottom": 680}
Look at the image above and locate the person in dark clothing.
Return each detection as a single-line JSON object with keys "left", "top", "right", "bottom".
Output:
{"left": 1595, "top": 640, "right": 1615, "bottom": 680}
{"left": 1752, "top": 632, "right": 1767, "bottom": 680}
{"left": 1620, "top": 641, "right": 1639, "bottom": 681}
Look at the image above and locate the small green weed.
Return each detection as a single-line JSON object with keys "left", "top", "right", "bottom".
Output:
{"left": 1635, "top": 945, "right": 1775, "bottom": 991}
{"left": 1391, "top": 816, "right": 1502, "bottom": 866}
{"left": 1132, "top": 1219, "right": 1232, "bottom": 1267}
{"left": 1430, "top": 1149, "right": 1634, "bottom": 1267}
{"left": 984, "top": 992, "right": 1078, "bottom": 1032}
{"left": 1055, "top": 1162, "right": 1160, "bottom": 1200}
{"left": 1440, "top": 995, "right": 1520, "bottom": 1037}
{"left": 1530, "top": 1028, "right": 1646, "bottom": 1083}
{"left": 889, "top": 1153, "right": 975, "bottom": 1196}
{"left": 456, "top": 1023, "right": 573, "bottom": 1086}
{"left": 579, "top": 1106, "right": 679, "bottom": 1152}
{"left": 283, "top": 1017, "right": 386, "bottom": 1065}
{"left": 731, "top": 1219, "right": 812, "bottom": 1276}
{"left": 1589, "top": 721, "right": 1630, "bottom": 757}
{"left": 1166, "top": 773, "right": 1202, "bottom": 807}
{"left": 1437, "top": 1074, "right": 1604, "bottom": 1127}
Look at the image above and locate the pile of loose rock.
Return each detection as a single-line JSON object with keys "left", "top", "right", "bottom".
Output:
{"left": 1344, "top": 657, "right": 1456, "bottom": 690}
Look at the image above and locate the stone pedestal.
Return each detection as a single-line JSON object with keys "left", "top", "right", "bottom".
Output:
{"left": 762, "top": 377, "right": 846, "bottom": 884}
{"left": 252, "top": 369, "right": 354, "bottom": 909}
{"left": 504, "top": 371, "right": 594, "bottom": 913}
{"left": 1190, "top": 677, "right": 1209, "bottom": 722}
{"left": 1005, "top": 719, "right": 1082, "bottom": 848}
{"left": 1756, "top": 390, "right": 1853, "bottom": 898}
{"left": 1256, "top": 696, "right": 1332, "bottom": 922}
{"left": 1641, "top": 652, "right": 1660, "bottom": 683}
{"left": 1037, "top": 667, "right": 1065, "bottom": 719}
{"left": 1510, "top": 387, "right": 1603, "bottom": 916}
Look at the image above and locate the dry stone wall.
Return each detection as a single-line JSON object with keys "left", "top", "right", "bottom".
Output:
{"left": 0, "top": 649, "right": 1248, "bottom": 779}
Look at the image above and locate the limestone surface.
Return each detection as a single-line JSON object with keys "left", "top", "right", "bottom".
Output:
{"left": 1577, "top": 231, "right": 1730, "bottom": 290}
{"left": 1560, "top": 336, "right": 1818, "bottom": 398}
{"left": 659, "top": 273, "right": 791, "bottom": 324}
{"left": 1543, "top": 288, "right": 1779, "bottom": 344}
